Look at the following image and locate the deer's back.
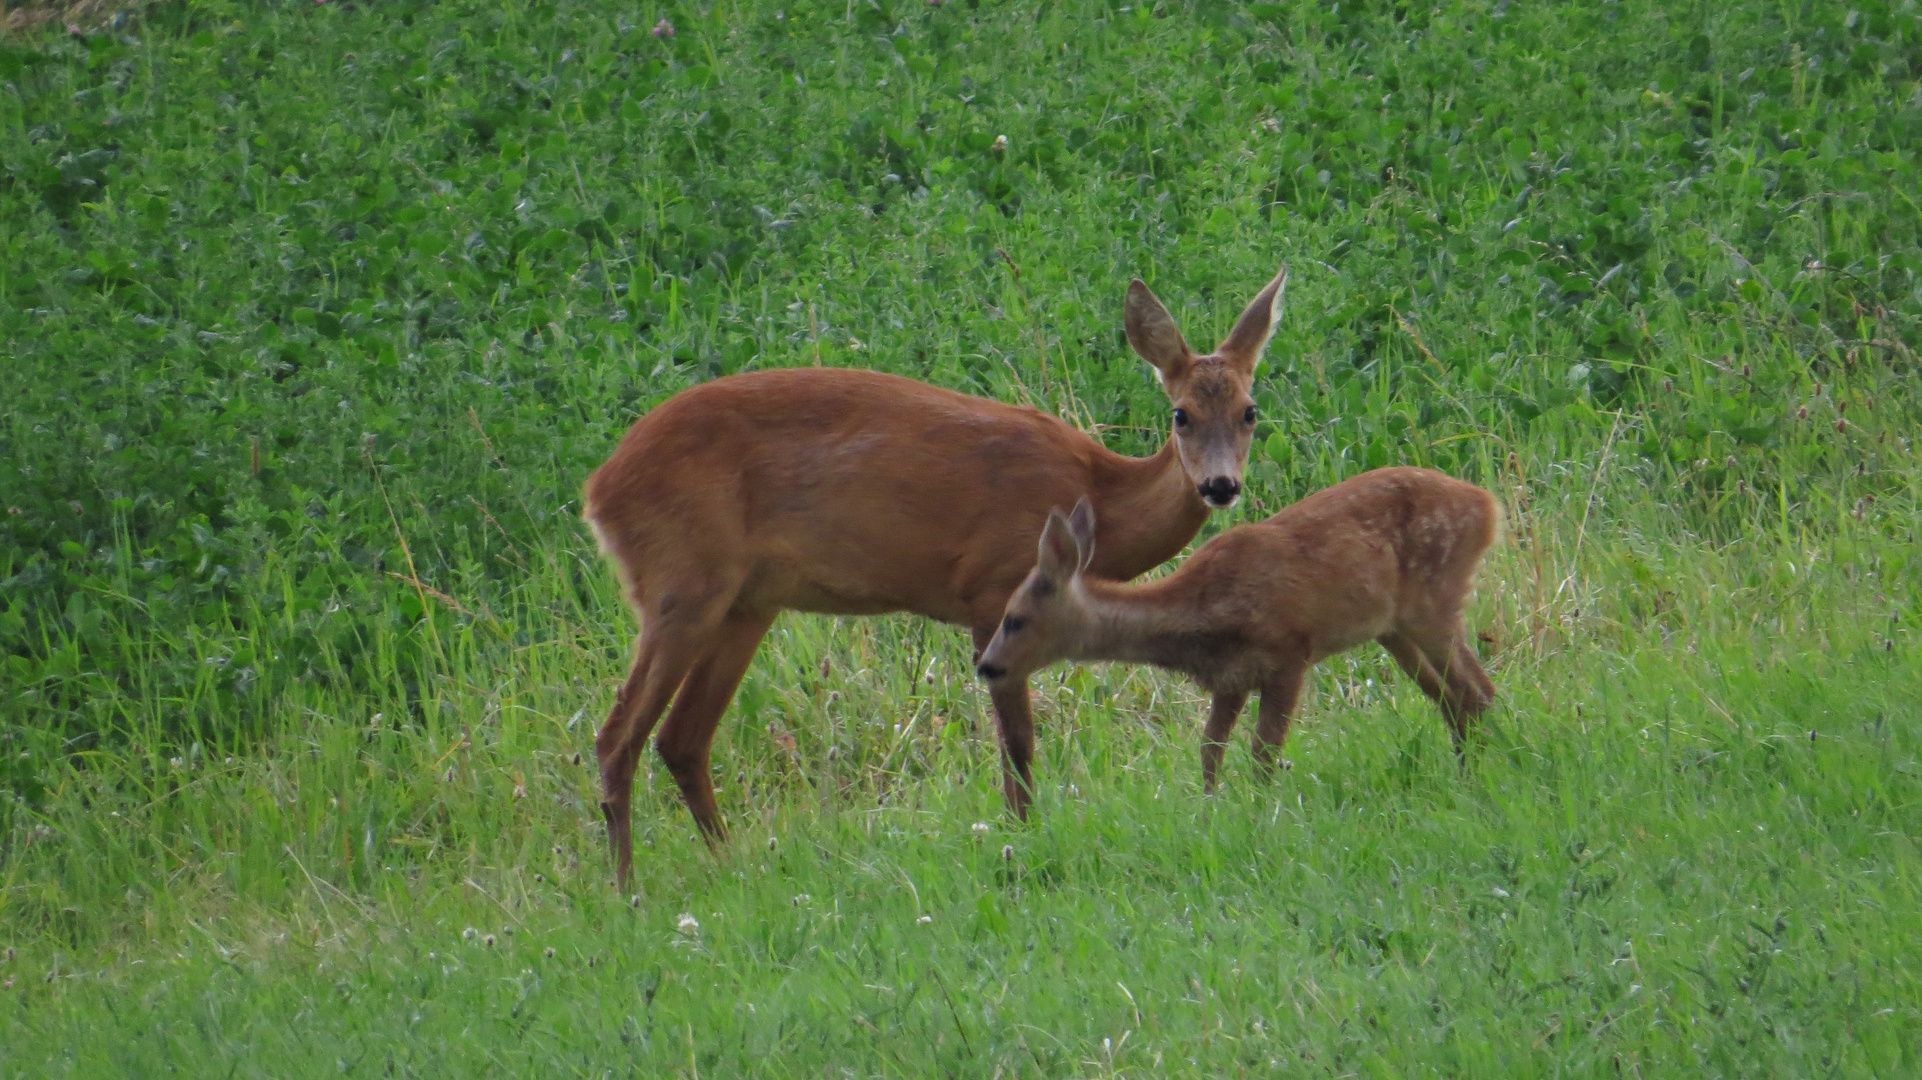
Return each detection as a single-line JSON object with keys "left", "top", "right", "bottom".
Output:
{"left": 584, "top": 368, "right": 1111, "bottom": 624}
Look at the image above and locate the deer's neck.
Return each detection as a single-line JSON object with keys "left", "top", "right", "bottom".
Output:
{"left": 1069, "top": 576, "right": 1231, "bottom": 682}
{"left": 1088, "top": 439, "right": 1207, "bottom": 580}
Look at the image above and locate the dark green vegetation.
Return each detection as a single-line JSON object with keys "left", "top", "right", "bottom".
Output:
{"left": 4, "top": 0, "right": 1920, "bottom": 1074}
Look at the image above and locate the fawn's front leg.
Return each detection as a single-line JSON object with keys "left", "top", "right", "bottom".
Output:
{"left": 1251, "top": 666, "right": 1307, "bottom": 781}
{"left": 1200, "top": 691, "right": 1250, "bottom": 794}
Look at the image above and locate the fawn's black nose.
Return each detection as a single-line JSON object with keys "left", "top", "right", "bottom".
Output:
{"left": 976, "top": 662, "right": 1006, "bottom": 681}
{"left": 1198, "top": 477, "right": 1242, "bottom": 507}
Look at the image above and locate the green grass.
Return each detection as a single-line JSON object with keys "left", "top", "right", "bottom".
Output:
{"left": 3, "top": 0, "right": 1922, "bottom": 1073}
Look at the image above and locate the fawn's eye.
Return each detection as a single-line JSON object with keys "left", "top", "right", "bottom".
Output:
{"left": 1243, "top": 405, "right": 1258, "bottom": 424}
{"left": 1002, "top": 615, "right": 1025, "bottom": 634}
{"left": 1172, "top": 409, "right": 1190, "bottom": 428}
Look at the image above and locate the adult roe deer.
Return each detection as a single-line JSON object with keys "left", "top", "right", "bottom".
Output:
{"left": 975, "top": 467, "right": 1499, "bottom": 790}
{"left": 585, "top": 266, "right": 1288, "bottom": 886}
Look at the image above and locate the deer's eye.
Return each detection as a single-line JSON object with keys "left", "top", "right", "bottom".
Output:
{"left": 1002, "top": 616, "right": 1025, "bottom": 634}
{"left": 1172, "top": 409, "right": 1190, "bottom": 428}
{"left": 1243, "top": 405, "right": 1258, "bottom": 425}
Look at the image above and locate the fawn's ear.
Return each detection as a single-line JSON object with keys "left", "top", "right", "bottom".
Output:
{"left": 1067, "top": 497, "right": 1097, "bottom": 573}
{"left": 1036, "top": 508, "right": 1081, "bottom": 581}
{"left": 1216, "top": 264, "right": 1289, "bottom": 374}
{"left": 1125, "top": 279, "right": 1194, "bottom": 386}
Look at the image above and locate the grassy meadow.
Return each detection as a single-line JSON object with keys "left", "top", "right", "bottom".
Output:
{"left": 3, "top": 0, "right": 1921, "bottom": 1073}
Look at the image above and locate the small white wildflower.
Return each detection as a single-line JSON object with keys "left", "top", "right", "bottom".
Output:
{"left": 1492, "top": 886, "right": 1510, "bottom": 898}
{"left": 971, "top": 822, "right": 992, "bottom": 835}
{"left": 792, "top": 894, "right": 811, "bottom": 906}
{"left": 990, "top": 134, "right": 1008, "bottom": 154}
{"left": 462, "top": 927, "right": 478, "bottom": 940}
{"left": 677, "top": 913, "right": 700, "bottom": 936}
{"left": 916, "top": 915, "right": 933, "bottom": 925}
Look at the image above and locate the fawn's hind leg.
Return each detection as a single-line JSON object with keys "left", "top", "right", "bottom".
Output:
{"left": 1380, "top": 625, "right": 1491, "bottom": 755}
{"left": 1200, "top": 691, "right": 1249, "bottom": 794}
{"left": 1446, "top": 635, "right": 1496, "bottom": 718}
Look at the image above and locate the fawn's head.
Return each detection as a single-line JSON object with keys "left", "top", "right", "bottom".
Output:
{"left": 976, "top": 499, "right": 1099, "bottom": 686}
{"left": 1126, "top": 265, "right": 1288, "bottom": 510}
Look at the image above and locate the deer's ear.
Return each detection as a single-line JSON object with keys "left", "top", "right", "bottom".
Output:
{"left": 1067, "top": 497, "right": 1097, "bottom": 572}
{"left": 1216, "top": 264, "right": 1288, "bottom": 373}
{"left": 1125, "top": 279, "right": 1194, "bottom": 385}
{"left": 1036, "top": 508, "right": 1081, "bottom": 580}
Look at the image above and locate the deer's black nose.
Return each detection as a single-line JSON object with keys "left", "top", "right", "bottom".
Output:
{"left": 1198, "top": 477, "right": 1242, "bottom": 506}
{"left": 976, "top": 662, "right": 1006, "bottom": 681}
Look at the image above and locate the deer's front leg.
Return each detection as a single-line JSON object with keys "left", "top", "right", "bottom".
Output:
{"left": 988, "top": 680, "right": 1038, "bottom": 817}
{"left": 972, "top": 618, "right": 1037, "bottom": 819}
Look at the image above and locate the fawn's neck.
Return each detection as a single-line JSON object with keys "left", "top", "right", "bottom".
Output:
{"left": 1087, "top": 439, "right": 1208, "bottom": 580}
{"left": 1070, "top": 575, "right": 1231, "bottom": 680}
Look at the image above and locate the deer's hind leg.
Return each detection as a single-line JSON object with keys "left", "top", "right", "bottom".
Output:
{"left": 597, "top": 573, "right": 743, "bottom": 888}
{"left": 598, "top": 625, "right": 713, "bottom": 891}
{"left": 654, "top": 610, "right": 776, "bottom": 847}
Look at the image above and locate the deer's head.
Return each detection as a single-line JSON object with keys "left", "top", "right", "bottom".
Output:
{"left": 976, "top": 498, "right": 1099, "bottom": 686}
{"left": 1126, "top": 265, "right": 1288, "bottom": 510}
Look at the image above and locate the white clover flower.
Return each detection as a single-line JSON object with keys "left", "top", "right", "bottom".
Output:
{"left": 677, "top": 912, "right": 700, "bottom": 936}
